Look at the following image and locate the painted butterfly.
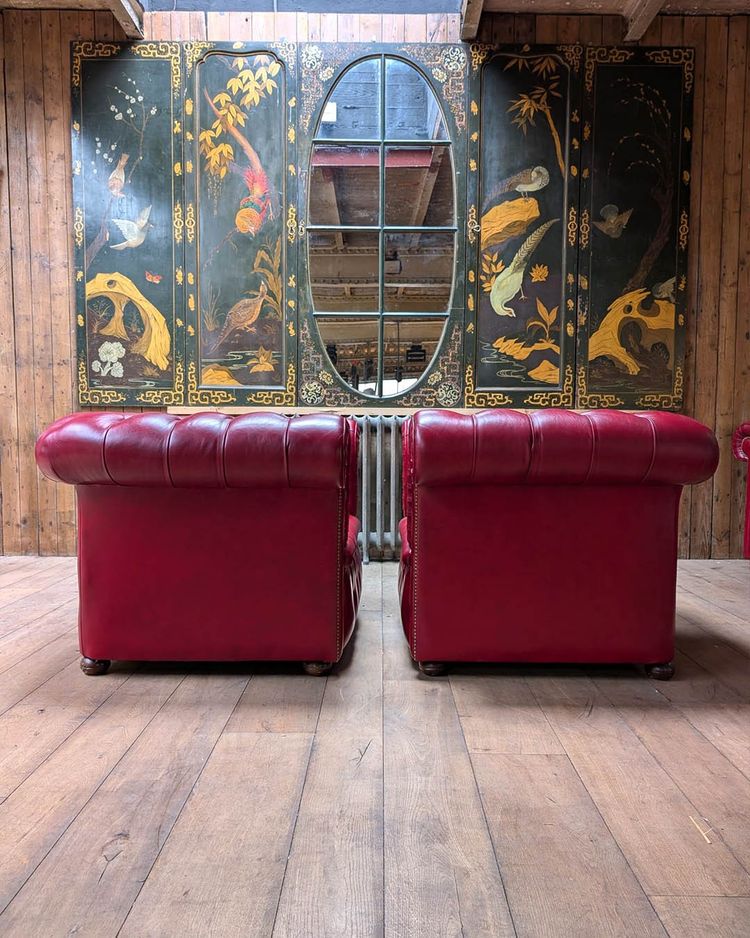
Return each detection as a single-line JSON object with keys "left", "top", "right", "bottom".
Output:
{"left": 145, "top": 271, "right": 162, "bottom": 284}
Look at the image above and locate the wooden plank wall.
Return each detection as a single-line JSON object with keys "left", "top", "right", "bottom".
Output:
{"left": 0, "top": 9, "right": 747, "bottom": 558}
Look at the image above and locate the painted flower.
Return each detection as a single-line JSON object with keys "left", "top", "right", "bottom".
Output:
{"left": 99, "top": 341, "right": 126, "bottom": 363}
{"left": 530, "top": 264, "right": 549, "bottom": 283}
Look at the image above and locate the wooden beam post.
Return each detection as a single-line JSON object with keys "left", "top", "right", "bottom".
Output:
{"left": 622, "top": 0, "right": 665, "bottom": 42}
{"left": 109, "top": 0, "right": 143, "bottom": 39}
{"left": 461, "top": 0, "right": 484, "bottom": 41}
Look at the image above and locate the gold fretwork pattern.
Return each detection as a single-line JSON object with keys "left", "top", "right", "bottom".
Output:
{"left": 584, "top": 47, "right": 634, "bottom": 95}
{"left": 579, "top": 208, "right": 590, "bottom": 249}
{"left": 399, "top": 44, "right": 468, "bottom": 131}
{"left": 73, "top": 206, "right": 84, "bottom": 248}
{"left": 523, "top": 363, "right": 574, "bottom": 407}
{"left": 409, "top": 324, "right": 463, "bottom": 407}
{"left": 287, "top": 204, "right": 297, "bottom": 245}
{"left": 678, "top": 210, "right": 689, "bottom": 250}
{"left": 636, "top": 366, "right": 684, "bottom": 410}
{"left": 467, "top": 204, "right": 478, "bottom": 245}
{"left": 137, "top": 361, "right": 185, "bottom": 405}
{"left": 173, "top": 201, "right": 184, "bottom": 244}
{"left": 575, "top": 365, "right": 624, "bottom": 408}
{"left": 567, "top": 205, "right": 577, "bottom": 247}
{"left": 71, "top": 42, "right": 119, "bottom": 87}
{"left": 557, "top": 44, "right": 583, "bottom": 73}
{"left": 184, "top": 41, "right": 211, "bottom": 75}
{"left": 464, "top": 365, "right": 512, "bottom": 408}
{"left": 78, "top": 360, "right": 126, "bottom": 405}
{"left": 250, "top": 364, "right": 296, "bottom": 405}
{"left": 132, "top": 42, "right": 182, "bottom": 96}
{"left": 185, "top": 203, "right": 195, "bottom": 244}
{"left": 187, "top": 361, "right": 237, "bottom": 405}
{"left": 299, "top": 43, "right": 357, "bottom": 135}
{"left": 646, "top": 48, "right": 695, "bottom": 95}
{"left": 469, "top": 43, "right": 491, "bottom": 73}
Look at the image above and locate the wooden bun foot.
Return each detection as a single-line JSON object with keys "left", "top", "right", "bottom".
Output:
{"left": 418, "top": 661, "right": 449, "bottom": 677}
{"left": 303, "top": 661, "right": 332, "bottom": 676}
{"left": 81, "top": 657, "right": 111, "bottom": 676}
{"left": 646, "top": 661, "right": 675, "bottom": 681}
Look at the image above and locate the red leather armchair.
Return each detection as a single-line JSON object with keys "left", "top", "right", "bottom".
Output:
{"left": 399, "top": 409, "right": 719, "bottom": 679}
{"left": 732, "top": 422, "right": 750, "bottom": 558}
{"left": 36, "top": 412, "right": 361, "bottom": 675}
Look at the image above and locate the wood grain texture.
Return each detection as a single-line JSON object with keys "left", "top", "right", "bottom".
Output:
{"left": 120, "top": 731, "right": 312, "bottom": 938}
{"left": 0, "top": 559, "right": 749, "bottom": 935}
{"left": 473, "top": 753, "right": 667, "bottom": 937}
{"left": 273, "top": 577, "right": 384, "bottom": 937}
{"left": 529, "top": 673, "right": 750, "bottom": 897}
{"left": 0, "top": 673, "right": 248, "bottom": 936}
{"left": 651, "top": 896, "right": 750, "bottom": 938}
{"left": 1, "top": 11, "right": 749, "bottom": 556}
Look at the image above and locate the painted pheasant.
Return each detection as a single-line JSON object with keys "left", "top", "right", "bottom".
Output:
{"left": 482, "top": 165, "right": 550, "bottom": 209}
{"left": 212, "top": 282, "right": 268, "bottom": 350}
{"left": 490, "top": 219, "right": 558, "bottom": 317}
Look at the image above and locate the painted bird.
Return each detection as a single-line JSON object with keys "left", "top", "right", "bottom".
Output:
{"left": 204, "top": 90, "right": 272, "bottom": 238}
{"left": 110, "top": 204, "right": 153, "bottom": 251}
{"left": 490, "top": 219, "right": 558, "bottom": 317}
{"left": 483, "top": 165, "right": 550, "bottom": 209}
{"left": 593, "top": 204, "right": 633, "bottom": 239}
{"left": 107, "top": 152, "right": 129, "bottom": 198}
{"left": 213, "top": 282, "right": 268, "bottom": 350}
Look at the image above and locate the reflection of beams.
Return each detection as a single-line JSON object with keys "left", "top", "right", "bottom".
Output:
{"left": 310, "top": 249, "right": 452, "bottom": 280}
{"left": 324, "top": 322, "right": 444, "bottom": 341}
{"left": 318, "top": 169, "right": 344, "bottom": 253}
{"left": 408, "top": 149, "right": 446, "bottom": 244}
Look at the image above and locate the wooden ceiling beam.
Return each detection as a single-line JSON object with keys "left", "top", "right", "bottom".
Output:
{"left": 0, "top": 0, "right": 143, "bottom": 36}
{"left": 110, "top": 0, "right": 144, "bottom": 39}
{"left": 461, "top": 0, "right": 485, "bottom": 41}
{"left": 622, "top": 0, "right": 666, "bottom": 40}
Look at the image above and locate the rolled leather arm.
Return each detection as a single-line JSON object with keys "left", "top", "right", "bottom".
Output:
{"left": 36, "top": 411, "right": 358, "bottom": 490}
{"left": 732, "top": 423, "right": 750, "bottom": 462}
{"left": 405, "top": 409, "right": 719, "bottom": 489}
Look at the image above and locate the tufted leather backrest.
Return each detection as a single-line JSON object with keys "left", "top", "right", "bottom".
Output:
{"left": 403, "top": 408, "right": 719, "bottom": 520}
{"left": 36, "top": 411, "right": 358, "bottom": 491}
{"left": 733, "top": 423, "right": 750, "bottom": 462}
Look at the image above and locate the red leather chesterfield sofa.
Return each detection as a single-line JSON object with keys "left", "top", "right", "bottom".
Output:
{"left": 732, "top": 422, "right": 750, "bottom": 558}
{"left": 36, "top": 412, "right": 361, "bottom": 676}
{"left": 399, "top": 409, "right": 719, "bottom": 679}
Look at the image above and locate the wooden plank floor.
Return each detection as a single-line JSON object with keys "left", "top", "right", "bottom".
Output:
{"left": 0, "top": 558, "right": 748, "bottom": 937}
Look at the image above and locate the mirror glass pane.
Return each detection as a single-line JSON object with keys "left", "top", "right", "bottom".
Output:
{"left": 382, "top": 317, "right": 447, "bottom": 396}
{"left": 309, "top": 231, "right": 379, "bottom": 313}
{"left": 384, "top": 145, "right": 453, "bottom": 227}
{"left": 316, "top": 57, "right": 381, "bottom": 140}
{"left": 385, "top": 58, "right": 447, "bottom": 140}
{"left": 309, "top": 145, "right": 380, "bottom": 226}
{"left": 384, "top": 231, "right": 454, "bottom": 312}
{"left": 317, "top": 316, "right": 379, "bottom": 395}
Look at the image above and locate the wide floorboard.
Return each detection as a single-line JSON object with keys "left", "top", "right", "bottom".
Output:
{"left": 0, "top": 557, "right": 748, "bottom": 937}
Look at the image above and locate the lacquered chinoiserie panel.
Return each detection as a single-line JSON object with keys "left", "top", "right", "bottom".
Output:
{"left": 465, "top": 44, "right": 581, "bottom": 408}
{"left": 184, "top": 42, "right": 297, "bottom": 406}
{"left": 73, "top": 41, "right": 186, "bottom": 405}
{"left": 576, "top": 47, "right": 693, "bottom": 410}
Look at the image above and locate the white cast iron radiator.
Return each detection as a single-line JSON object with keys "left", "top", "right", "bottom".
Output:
{"left": 353, "top": 416, "right": 405, "bottom": 563}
